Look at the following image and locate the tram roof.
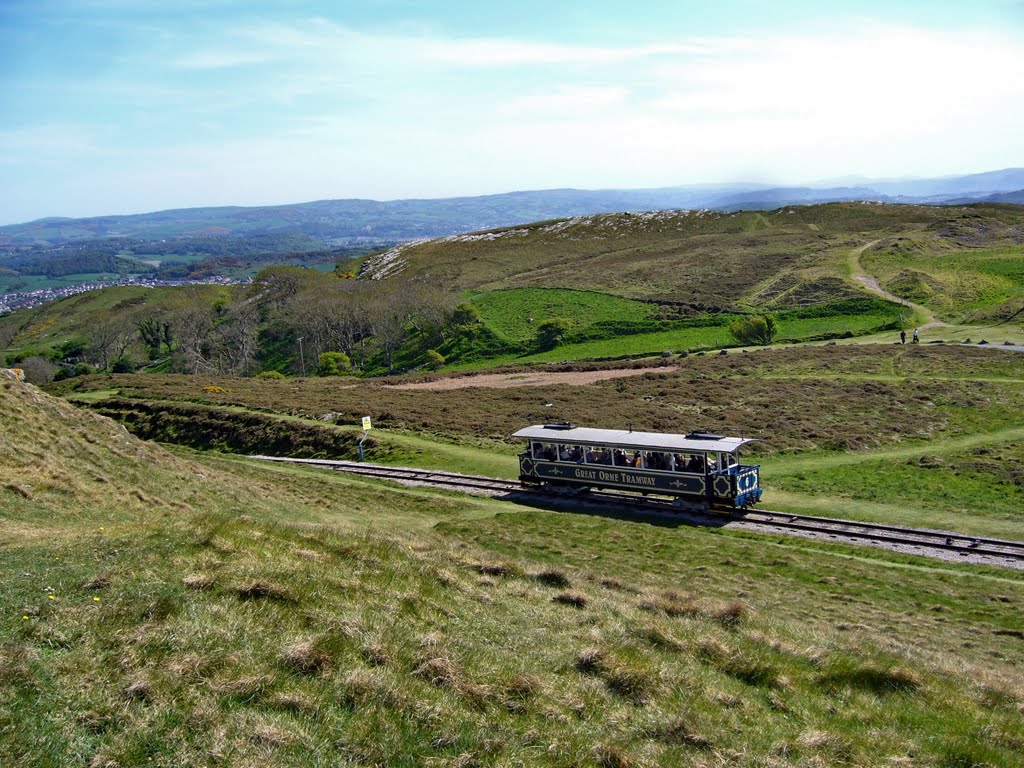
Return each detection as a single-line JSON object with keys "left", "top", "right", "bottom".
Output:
{"left": 512, "top": 424, "right": 757, "bottom": 453}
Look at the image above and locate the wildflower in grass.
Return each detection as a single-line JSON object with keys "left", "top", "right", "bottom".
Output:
{"left": 48, "top": 594, "right": 55, "bottom": 600}
{"left": 22, "top": 615, "right": 29, "bottom": 620}
{"left": 93, "top": 597, "right": 101, "bottom": 602}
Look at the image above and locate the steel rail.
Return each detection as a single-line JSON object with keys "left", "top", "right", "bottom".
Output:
{"left": 248, "top": 456, "right": 1024, "bottom": 566}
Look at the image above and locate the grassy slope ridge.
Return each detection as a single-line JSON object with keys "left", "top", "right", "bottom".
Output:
{"left": 364, "top": 203, "right": 1024, "bottom": 314}
{"left": 4, "top": 371, "right": 1024, "bottom": 766}
{"left": 7, "top": 202, "right": 1022, "bottom": 373}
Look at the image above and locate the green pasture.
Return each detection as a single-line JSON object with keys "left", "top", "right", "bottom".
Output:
{"left": 472, "top": 287, "right": 657, "bottom": 343}
{"left": 455, "top": 305, "right": 902, "bottom": 368}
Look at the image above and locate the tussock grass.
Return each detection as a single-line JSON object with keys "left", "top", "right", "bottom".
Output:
{"left": 281, "top": 640, "right": 333, "bottom": 675}
{"left": 817, "top": 656, "right": 921, "bottom": 694}
{"left": 644, "top": 716, "right": 712, "bottom": 749}
{"left": 235, "top": 579, "right": 294, "bottom": 602}
{"left": 552, "top": 590, "right": 588, "bottom": 608}
{"left": 533, "top": 568, "right": 572, "bottom": 588}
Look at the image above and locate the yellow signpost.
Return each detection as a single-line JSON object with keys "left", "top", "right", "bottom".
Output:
{"left": 358, "top": 416, "right": 371, "bottom": 461}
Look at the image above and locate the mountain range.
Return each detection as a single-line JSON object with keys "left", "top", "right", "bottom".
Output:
{"left": 2, "top": 167, "right": 1023, "bottom": 248}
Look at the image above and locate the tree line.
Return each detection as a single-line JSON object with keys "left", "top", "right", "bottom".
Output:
{"left": 7, "top": 266, "right": 464, "bottom": 381}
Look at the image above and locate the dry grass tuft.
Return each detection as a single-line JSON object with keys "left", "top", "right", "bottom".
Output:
{"left": 977, "top": 681, "right": 1024, "bottom": 710}
{"left": 575, "top": 648, "right": 606, "bottom": 674}
{"left": 602, "top": 664, "right": 654, "bottom": 704}
{"left": 639, "top": 590, "right": 700, "bottom": 618}
{"left": 575, "top": 647, "right": 653, "bottom": 704}
{"left": 282, "top": 640, "right": 332, "bottom": 675}
{"left": 414, "top": 656, "right": 460, "bottom": 688}
{"left": 212, "top": 674, "right": 273, "bottom": 702}
{"left": 418, "top": 631, "right": 444, "bottom": 649}
{"left": 360, "top": 642, "right": 391, "bottom": 667}
{"left": 818, "top": 661, "right": 920, "bottom": 694}
{"left": 598, "top": 577, "right": 637, "bottom": 592}
{"left": 236, "top": 580, "right": 293, "bottom": 602}
{"left": 534, "top": 568, "right": 571, "bottom": 588}
{"left": 168, "top": 653, "right": 219, "bottom": 681}
{"left": 472, "top": 560, "right": 515, "bottom": 577}
{"left": 0, "top": 645, "right": 34, "bottom": 685}
{"left": 340, "top": 668, "right": 400, "bottom": 709}
{"left": 268, "top": 692, "right": 316, "bottom": 712}
{"left": 552, "top": 591, "right": 588, "bottom": 609}
{"left": 503, "top": 673, "right": 542, "bottom": 700}
{"left": 182, "top": 573, "right": 215, "bottom": 590}
{"left": 711, "top": 600, "right": 747, "bottom": 628}
{"left": 294, "top": 548, "right": 327, "bottom": 561}
{"left": 124, "top": 679, "right": 151, "bottom": 701}
{"left": 646, "top": 716, "right": 712, "bottom": 748}
{"left": 5, "top": 482, "right": 32, "bottom": 499}
{"left": 697, "top": 641, "right": 779, "bottom": 688}
{"left": 797, "top": 730, "right": 855, "bottom": 761}
{"left": 250, "top": 723, "right": 296, "bottom": 748}
{"left": 592, "top": 743, "right": 639, "bottom": 768}
{"left": 634, "top": 624, "right": 684, "bottom": 652}
{"left": 82, "top": 575, "right": 110, "bottom": 590}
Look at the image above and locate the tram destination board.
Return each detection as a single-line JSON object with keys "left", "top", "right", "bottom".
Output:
{"left": 526, "top": 459, "right": 706, "bottom": 495}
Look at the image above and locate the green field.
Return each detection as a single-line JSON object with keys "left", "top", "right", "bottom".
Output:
{"left": 472, "top": 288, "right": 658, "bottom": 343}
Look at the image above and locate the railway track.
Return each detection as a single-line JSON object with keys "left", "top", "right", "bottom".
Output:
{"left": 249, "top": 456, "right": 1024, "bottom": 569}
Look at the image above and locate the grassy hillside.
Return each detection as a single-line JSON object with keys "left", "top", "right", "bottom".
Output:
{"left": 4, "top": 202, "right": 1021, "bottom": 377}
{"left": 4, "top": 369, "right": 1024, "bottom": 766}
{"left": 362, "top": 203, "right": 1024, "bottom": 314}
{"left": 0, "top": 284, "right": 232, "bottom": 360}
{"left": 53, "top": 343, "right": 1024, "bottom": 540}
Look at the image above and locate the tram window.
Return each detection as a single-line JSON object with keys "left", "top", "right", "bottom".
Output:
{"left": 535, "top": 442, "right": 557, "bottom": 460}
{"left": 589, "top": 447, "right": 612, "bottom": 464}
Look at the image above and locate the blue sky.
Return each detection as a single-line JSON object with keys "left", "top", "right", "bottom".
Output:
{"left": 1, "top": 0, "right": 1023, "bottom": 224}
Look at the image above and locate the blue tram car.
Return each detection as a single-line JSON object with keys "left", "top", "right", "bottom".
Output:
{"left": 513, "top": 423, "right": 762, "bottom": 510}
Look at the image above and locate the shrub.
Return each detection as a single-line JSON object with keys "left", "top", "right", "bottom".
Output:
{"left": 536, "top": 317, "right": 575, "bottom": 350}
{"left": 111, "top": 357, "right": 136, "bottom": 373}
{"left": 18, "top": 356, "right": 57, "bottom": 384}
{"left": 317, "top": 351, "right": 351, "bottom": 376}
{"left": 449, "top": 303, "right": 481, "bottom": 327}
{"left": 425, "top": 349, "right": 445, "bottom": 370}
{"left": 728, "top": 314, "right": 777, "bottom": 346}
{"left": 254, "top": 370, "right": 287, "bottom": 380}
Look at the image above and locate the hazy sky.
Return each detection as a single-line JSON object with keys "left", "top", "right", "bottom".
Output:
{"left": 2, "top": 0, "right": 1023, "bottom": 224}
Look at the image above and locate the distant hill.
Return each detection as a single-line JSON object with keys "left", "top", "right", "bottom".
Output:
{"left": 3, "top": 168, "right": 1024, "bottom": 248}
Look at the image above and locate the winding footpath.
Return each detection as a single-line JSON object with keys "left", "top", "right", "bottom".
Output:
{"left": 849, "top": 241, "right": 946, "bottom": 331}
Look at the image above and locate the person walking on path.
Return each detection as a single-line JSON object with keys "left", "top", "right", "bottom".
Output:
{"left": 900, "top": 329, "right": 906, "bottom": 344}
{"left": 913, "top": 328, "right": 920, "bottom": 344}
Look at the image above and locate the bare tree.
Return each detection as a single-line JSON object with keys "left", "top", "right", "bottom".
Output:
{"left": 19, "top": 355, "right": 56, "bottom": 384}
{"left": 88, "top": 317, "right": 137, "bottom": 371}
{"left": 366, "top": 282, "right": 416, "bottom": 372}
{"left": 211, "top": 299, "right": 260, "bottom": 375}
{"left": 168, "top": 290, "right": 215, "bottom": 374}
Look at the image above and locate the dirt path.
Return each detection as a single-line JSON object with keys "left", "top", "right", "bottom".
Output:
{"left": 387, "top": 367, "right": 677, "bottom": 391}
{"left": 849, "top": 241, "right": 945, "bottom": 331}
